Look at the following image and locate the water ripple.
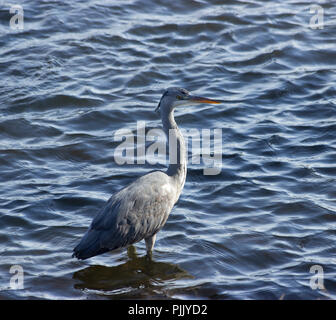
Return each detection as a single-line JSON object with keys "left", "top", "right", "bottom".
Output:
{"left": 0, "top": 0, "right": 335, "bottom": 300}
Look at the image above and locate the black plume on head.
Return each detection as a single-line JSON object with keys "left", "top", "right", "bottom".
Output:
{"left": 155, "top": 90, "right": 168, "bottom": 112}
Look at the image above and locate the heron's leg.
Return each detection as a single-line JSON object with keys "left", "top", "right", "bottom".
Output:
{"left": 145, "top": 234, "right": 157, "bottom": 254}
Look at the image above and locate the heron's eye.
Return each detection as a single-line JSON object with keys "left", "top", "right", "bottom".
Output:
{"left": 177, "top": 95, "right": 182, "bottom": 100}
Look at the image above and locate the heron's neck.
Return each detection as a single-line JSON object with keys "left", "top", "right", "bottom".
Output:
{"left": 162, "top": 110, "right": 187, "bottom": 190}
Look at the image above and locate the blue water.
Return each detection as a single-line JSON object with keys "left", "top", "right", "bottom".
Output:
{"left": 0, "top": 0, "right": 336, "bottom": 299}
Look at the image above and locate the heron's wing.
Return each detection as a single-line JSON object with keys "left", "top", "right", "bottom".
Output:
{"left": 73, "top": 171, "right": 176, "bottom": 259}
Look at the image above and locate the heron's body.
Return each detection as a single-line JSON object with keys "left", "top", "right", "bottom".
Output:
{"left": 73, "top": 87, "right": 220, "bottom": 260}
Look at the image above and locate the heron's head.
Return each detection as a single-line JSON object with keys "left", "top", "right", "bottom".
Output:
{"left": 155, "top": 87, "right": 221, "bottom": 114}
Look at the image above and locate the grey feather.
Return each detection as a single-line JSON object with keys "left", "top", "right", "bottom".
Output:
{"left": 73, "top": 172, "right": 177, "bottom": 259}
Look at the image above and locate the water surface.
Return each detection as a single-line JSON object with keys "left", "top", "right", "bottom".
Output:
{"left": 0, "top": 0, "right": 336, "bottom": 299}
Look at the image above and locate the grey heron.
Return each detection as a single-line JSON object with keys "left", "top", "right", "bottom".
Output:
{"left": 73, "top": 87, "right": 221, "bottom": 260}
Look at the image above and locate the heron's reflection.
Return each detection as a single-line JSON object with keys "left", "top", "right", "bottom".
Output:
{"left": 73, "top": 246, "right": 192, "bottom": 294}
